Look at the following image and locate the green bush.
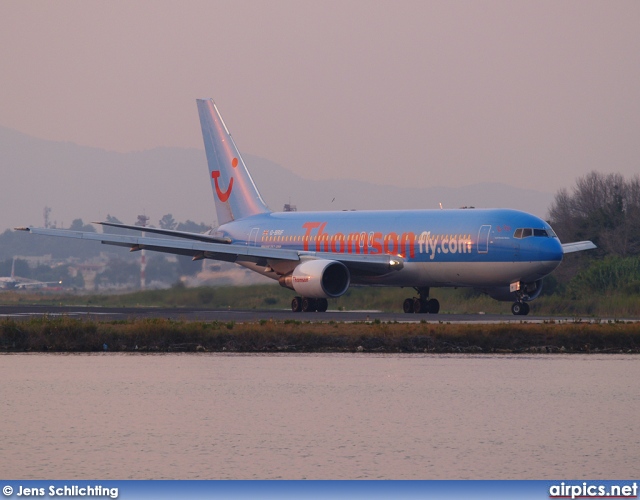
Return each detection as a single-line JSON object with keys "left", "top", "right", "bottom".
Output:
{"left": 568, "top": 256, "right": 640, "bottom": 296}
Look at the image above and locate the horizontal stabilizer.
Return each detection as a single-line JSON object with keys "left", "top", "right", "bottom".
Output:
{"left": 562, "top": 241, "right": 597, "bottom": 254}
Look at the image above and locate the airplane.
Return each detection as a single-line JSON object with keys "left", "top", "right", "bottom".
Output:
{"left": 0, "top": 257, "right": 63, "bottom": 290}
{"left": 16, "top": 98, "right": 596, "bottom": 315}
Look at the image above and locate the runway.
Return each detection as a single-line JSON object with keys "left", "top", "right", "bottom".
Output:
{"left": 0, "top": 304, "right": 622, "bottom": 323}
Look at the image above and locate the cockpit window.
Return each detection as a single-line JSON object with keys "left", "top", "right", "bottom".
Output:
{"left": 514, "top": 228, "right": 551, "bottom": 239}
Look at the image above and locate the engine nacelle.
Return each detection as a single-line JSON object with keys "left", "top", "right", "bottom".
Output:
{"left": 279, "top": 259, "right": 350, "bottom": 299}
{"left": 481, "top": 279, "right": 544, "bottom": 302}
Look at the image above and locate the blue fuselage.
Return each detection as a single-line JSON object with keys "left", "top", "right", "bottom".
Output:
{"left": 216, "top": 208, "right": 564, "bottom": 288}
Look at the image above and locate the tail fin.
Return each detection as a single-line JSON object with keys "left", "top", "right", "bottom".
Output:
{"left": 197, "top": 98, "right": 270, "bottom": 225}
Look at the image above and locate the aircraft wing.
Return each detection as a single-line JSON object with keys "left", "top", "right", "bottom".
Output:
{"left": 93, "top": 221, "right": 232, "bottom": 244}
{"left": 15, "top": 227, "right": 403, "bottom": 275}
{"left": 562, "top": 241, "right": 597, "bottom": 254}
{"left": 14, "top": 280, "right": 62, "bottom": 289}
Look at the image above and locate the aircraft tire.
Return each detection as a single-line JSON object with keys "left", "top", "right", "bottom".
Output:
{"left": 403, "top": 298, "right": 414, "bottom": 313}
{"left": 413, "top": 298, "right": 426, "bottom": 314}
{"left": 302, "top": 297, "right": 317, "bottom": 312}
{"left": 291, "top": 296, "right": 302, "bottom": 312}
{"left": 316, "top": 298, "right": 328, "bottom": 312}
{"left": 511, "top": 302, "right": 527, "bottom": 315}
{"left": 427, "top": 299, "right": 440, "bottom": 314}
{"left": 521, "top": 302, "right": 530, "bottom": 315}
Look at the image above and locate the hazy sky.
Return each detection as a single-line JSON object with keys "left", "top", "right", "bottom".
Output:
{"left": 1, "top": 1, "right": 639, "bottom": 193}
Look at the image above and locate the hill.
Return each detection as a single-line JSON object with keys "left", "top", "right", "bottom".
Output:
{"left": 0, "top": 125, "right": 554, "bottom": 232}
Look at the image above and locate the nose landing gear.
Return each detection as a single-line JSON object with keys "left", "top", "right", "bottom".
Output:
{"left": 511, "top": 301, "right": 530, "bottom": 316}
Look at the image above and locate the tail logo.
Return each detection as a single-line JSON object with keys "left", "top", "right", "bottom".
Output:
{"left": 212, "top": 157, "right": 238, "bottom": 202}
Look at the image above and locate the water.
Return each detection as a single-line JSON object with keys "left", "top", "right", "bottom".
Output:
{"left": 1, "top": 353, "right": 638, "bottom": 479}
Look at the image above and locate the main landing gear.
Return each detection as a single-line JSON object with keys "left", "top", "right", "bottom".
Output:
{"left": 403, "top": 287, "right": 440, "bottom": 314}
{"left": 291, "top": 296, "right": 328, "bottom": 313}
{"left": 511, "top": 301, "right": 530, "bottom": 316}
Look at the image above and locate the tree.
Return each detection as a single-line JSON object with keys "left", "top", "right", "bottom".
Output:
{"left": 176, "top": 220, "right": 210, "bottom": 233}
{"left": 94, "top": 258, "right": 140, "bottom": 288}
{"left": 145, "top": 255, "right": 180, "bottom": 285}
{"left": 159, "top": 214, "right": 177, "bottom": 230}
{"left": 101, "top": 215, "right": 130, "bottom": 235}
{"left": 549, "top": 171, "right": 640, "bottom": 258}
{"left": 69, "top": 219, "right": 96, "bottom": 232}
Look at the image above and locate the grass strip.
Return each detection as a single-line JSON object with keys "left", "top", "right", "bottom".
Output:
{"left": 1, "top": 317, "right": 639, "bottom": 354}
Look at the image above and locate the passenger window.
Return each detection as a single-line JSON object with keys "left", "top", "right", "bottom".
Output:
{"left": 514, "top": 228, "right": 523, "bottom": 239}
{"left": 522, "top": 228, "right": 533, "bottom": 238}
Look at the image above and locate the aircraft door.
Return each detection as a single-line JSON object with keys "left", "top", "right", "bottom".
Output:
{"left": 477, "top": 225, "right": 491, "bottom": 254}
{"left": 249, "top": 227, "right": 259, "bottom": 247}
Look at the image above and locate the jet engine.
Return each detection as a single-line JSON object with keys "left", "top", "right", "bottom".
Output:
{"left": 481, "top": 279, "right": 544, "bottom": 302}
{"left": 279, "top": 259, "right": 350, "bottom": 299}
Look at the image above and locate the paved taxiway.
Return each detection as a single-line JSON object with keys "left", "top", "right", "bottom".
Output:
{"left": 0, "top": 305, "right": 623, "bottom": 323}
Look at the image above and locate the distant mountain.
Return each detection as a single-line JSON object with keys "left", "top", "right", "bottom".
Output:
{"left": 248, "top": 156, "right": 554, "bottom": 217}
{"left": 0, "top": 125, "right": 554, "bottom": 233}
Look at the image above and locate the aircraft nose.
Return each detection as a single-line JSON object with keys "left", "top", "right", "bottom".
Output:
{"left": 528, "top": 238, "right": 564, "bottom": 279}
{"left": 542, "top": 238, "right": 564, "bottom": 263}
